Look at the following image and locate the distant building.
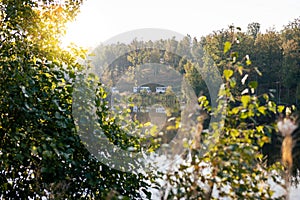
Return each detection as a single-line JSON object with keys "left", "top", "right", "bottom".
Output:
{"left": 133, "top": 86, "right": 151, "bottom": 93}
{"left": 156, "top": 87, "right": 167, "bottom": 94}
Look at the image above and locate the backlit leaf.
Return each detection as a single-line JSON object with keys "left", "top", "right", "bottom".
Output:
{"left": 241, "top": 95, "right": 251, "bottom": 107}
{"left": 224, "top": 41, "right": 232, "bottom": 54}
{"left": 224, "top": 69, "right": 233, "bottom": 80}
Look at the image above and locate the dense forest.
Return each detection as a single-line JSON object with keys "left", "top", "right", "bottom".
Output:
{"left": 1, "top": 0, "right": 300, "bottom": 199}
{"left": 91, "top": 20, "right": 300, "bottom": 108}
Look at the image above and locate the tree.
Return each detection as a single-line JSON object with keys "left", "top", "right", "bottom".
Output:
{"left": 155, "top": 28, "right": 286, "bottom": 199}
{"left": 0, "top": 1, "right": 148, "bottom": 199}
{"left": 247, "top": 22, "right": 261, "bottom": 39}
{"left": 281, "top": 17, "right": 300, "bottom": 105}
{"left": 86, "top": 19, "right": 300, "bottom": 199}
{"left": 253, "top": 29, "right": 283, "bottom": 96}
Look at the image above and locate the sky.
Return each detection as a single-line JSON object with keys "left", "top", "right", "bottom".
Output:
{"left": 62, "top": 0, "right": 300, "bottom": 48}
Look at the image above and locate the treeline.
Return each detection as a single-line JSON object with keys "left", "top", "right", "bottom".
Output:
{"left": 91, "top": 18, "right": 300, "bottom": 107}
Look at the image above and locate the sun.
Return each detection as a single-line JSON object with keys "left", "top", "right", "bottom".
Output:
{"left": 60, "top": 0, "right": 105, "bottom": 48}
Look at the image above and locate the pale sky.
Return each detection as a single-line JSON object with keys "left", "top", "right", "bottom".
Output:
{"left": 62, "top": 0, "right": 300, "bottom": 48}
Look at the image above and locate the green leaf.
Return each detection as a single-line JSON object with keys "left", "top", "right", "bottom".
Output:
{"left": 224, "top": 41, "right": 232, "bottom": 54}
{"left": 231, "top": 52, "right": 238, "bottom": 59}
{"left": 230, "top": 78, "right": 236, "bottom": 88}
{"left": 248, "top": 81, "right": 258, "bottom": 89}
{"left": 224, "top": 69, "right": 233, "bottom": 80}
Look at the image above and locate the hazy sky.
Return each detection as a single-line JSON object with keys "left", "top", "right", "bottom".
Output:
{"left": 62, "top": 0, "right": 300, "bottom": 48}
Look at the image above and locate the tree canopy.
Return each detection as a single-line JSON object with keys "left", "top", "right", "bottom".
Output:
{"left": 0, "top": 1, "right": 149, "bottom": 199}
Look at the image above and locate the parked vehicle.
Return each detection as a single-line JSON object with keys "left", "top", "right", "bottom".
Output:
{"left": 156, "top": 87, "right": 167, "bottom": 94}
{"left": 133, "top": 86, "right": 152, "bottom": 93}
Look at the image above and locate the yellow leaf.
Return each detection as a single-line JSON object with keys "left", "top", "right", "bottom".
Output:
{"left": 44, "top": 73, "right": 52, "bottom": 78}
{"left": 262, "top": 136, "right": 270, "bottom": 143}
{"left": 144, "top": 122, "right": 151, "bottom": 127}
{"left": 241, "top": 95, "right": 251, "bottom": 108}
{"left": 246, "top": 59, "right": 252, "bottom": 66}
{"left": 224, "top": 69, "right": 233, "bottom": 80}
{"left": 237, "top": 66, "right": 243, "bottom": 75}
{"left": 277, "top": 105, "right": 285, "bottom": 113}
{"left": 231, "top": 107, "right": 240, "bottom": 115}
{"left": 258, "top": 106, "right": 266, "bottom": 115}
{"left": 256, "top": 126, "right": 264, "bottom": 133}
{"left": 224, "top": 41, "right": 232, "bottom": 54}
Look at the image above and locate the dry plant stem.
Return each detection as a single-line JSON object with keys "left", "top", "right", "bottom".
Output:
{"left": 277, "top": 117, "right": 298, "bottom": 200}
{"left": 284, "top": 168, "right": 291, "bottom": 200}
{"left": 282, "top": 136, "right": 292, "bottom": 200}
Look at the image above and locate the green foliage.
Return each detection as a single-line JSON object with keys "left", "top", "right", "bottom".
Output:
{"left": 88, "top": 19, "right": 300, "bottom": 197}
{"left": 2, "top": 3, "right": 297, "bottom": 197}
{"left": 156, "top": 29, "right": 286, "bottom": 199}
{"left": 0, "top": 1, "right": 148, "bottom": 199}
{"left": 247, "top": 22, "right": 261, "bottom": 39}
{"left": 202, "top": 20, "right": 300, "bottom": 107}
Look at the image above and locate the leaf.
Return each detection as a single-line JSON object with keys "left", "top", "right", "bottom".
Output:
{"left": 245, "top": 55, "right": 252, "bottom": 65}
{"left": 230, "top": 129, "right": 240, "bottom": 137}
{"left": 258, "top": 106, "right": 266, "bottom": 115}
{"left": 224, "top": 41, "right": 232, "bottom": 54}
{"left": 256, "top": 126, "right": 264, "bottom": 133}
{"left": 230, "top": 78, "right": 236, "bottom": 88}
{"left": 248, "top": 81, "right": 258, "bottom": 89}
{"left": 260, "top": 136, "right": 270, "bottom": 146}
{"left": 246, "top": 59, "right": 251, "bottom": 65}
{"left": 231, "top": 107, "right": 240, "bottom": 115}
{"left": 231, "top": 52, "right": 238, "bottom": 60}
{"left": 44, "top": 73, "right": 52, "bottom": 78}
{"left": 263, "top": 94, "right": 269, "bottom": 101}
{"left": 277, "top": 105, "right": 285, "bottom": 113}
{"left": 144, "top": 122, "right": 151, "bottom": 127}
{"left": 241, "top": 95, "right": 251, "bottom": 107}
{"left": 224, "top": 69, "right": 233, "bottom": 80}
{"left": 240, "top": 112, "right": 248, "bottom": 119}
{"left": 237, "top": 66, "right": 243, "bottom": 75}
